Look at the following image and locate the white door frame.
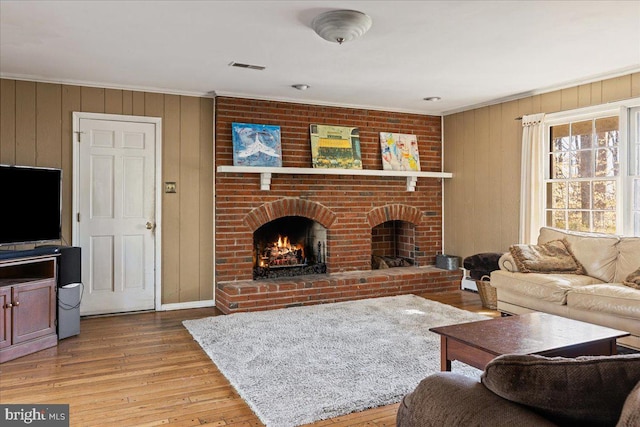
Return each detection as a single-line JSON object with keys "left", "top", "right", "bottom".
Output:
{"left": 72, "top": 112, "right": 163, "bottom": 312}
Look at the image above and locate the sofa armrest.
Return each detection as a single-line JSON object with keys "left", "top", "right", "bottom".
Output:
{"left": 617, "top": 380, "right": 640, "bottom": 427}
{"left": 397, "top": 372, "right": 558, "bottom": 427}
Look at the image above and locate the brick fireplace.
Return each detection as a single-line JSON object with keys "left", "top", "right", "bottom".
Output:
{"left": 214, "top": 97, "right": 461, "bottom": 313}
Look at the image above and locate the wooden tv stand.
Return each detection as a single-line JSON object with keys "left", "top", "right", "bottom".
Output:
{"left": 0, "top": 254, "right": 58, "bottom": 363}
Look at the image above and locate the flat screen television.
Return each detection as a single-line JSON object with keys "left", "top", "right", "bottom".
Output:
{"left": 0, "top": 164, "right": 62, "bottom": 246}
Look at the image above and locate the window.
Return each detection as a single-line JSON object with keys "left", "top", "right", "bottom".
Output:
{"left": 543, "top": 101, "right": 640, "bottom": 236}
{"left": 546, "top": 116, "right": 619, "bottom": 233}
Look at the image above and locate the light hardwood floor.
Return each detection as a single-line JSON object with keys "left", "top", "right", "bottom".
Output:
{"left": 0, "top": 290, "right": 498, "bottom": 426}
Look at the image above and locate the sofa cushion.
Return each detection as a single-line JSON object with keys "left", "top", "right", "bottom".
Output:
{"left": 567, "top": 283, "right": 640, "bottom": 318}
{"left": 491, "top": 271, "right": 601, "bottom": 304}
{"left": 615, "top": 237, "right": 640, "bottom": 283}
{"left": 623, "top": 267, "right": 640, "bottom": 290}
{"left": 538, "top": 227, "right": 619, "bottom": 282}
{"left": 510, "top": 239, "right": 585, "bottom": 274}
{"left": 617, "top": 380, "right": 640, "bottom": 427}
{"left": 481, "top": 353, "right": 640, "bottom": 427}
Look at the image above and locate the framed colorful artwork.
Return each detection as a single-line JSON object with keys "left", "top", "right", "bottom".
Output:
{"left": 310, "top": 124, "right": 362, "bottom": 169}
{"left": 231, "top": 123, "right": 282, "bottom": 167}
{"left": 379, "top": 132, "right": 421, "bottom": 171}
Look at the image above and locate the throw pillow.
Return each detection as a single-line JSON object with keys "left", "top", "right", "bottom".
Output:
{"left": 481, "top": 354, "right": 640, "bottom": 426}
{"left": 509, "top": 239, "right": 585, "bottom": 274}
{"left": 623, "top": 267, "right": 640, "bottom": 290}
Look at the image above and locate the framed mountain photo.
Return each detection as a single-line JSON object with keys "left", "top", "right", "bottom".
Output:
{"left": 379, "top": 132, "right": 421, "bottom": 171}
{"left": 231, "top": 123, "right": 282, "bottom": 167}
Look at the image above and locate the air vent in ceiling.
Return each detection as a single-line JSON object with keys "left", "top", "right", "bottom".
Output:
{"left": 229, "top": 62, "right": 266, "bottom": 71}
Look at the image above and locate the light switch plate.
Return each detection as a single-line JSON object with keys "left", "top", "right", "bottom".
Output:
{"left": 165, "top": 182, "right": 177, "bottom": 193}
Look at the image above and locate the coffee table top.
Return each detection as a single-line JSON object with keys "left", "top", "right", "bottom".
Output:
{"left": 429, "top": 312, "right": 629, "bottom": 356}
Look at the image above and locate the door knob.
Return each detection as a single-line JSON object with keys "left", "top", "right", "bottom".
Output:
{"left": 146, "top": 222, "right": 154, "bottom": 230}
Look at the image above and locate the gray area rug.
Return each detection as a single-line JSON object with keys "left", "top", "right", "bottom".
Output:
{"left": 183, "top": 294, "right": 488, "bottom": 427}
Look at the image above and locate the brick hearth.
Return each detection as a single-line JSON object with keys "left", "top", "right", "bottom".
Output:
{"left": 215, "top": 97, "right": 459, "bottom": 313}
{"left": 216, "top": 267, "right": 461, "bottom": 314}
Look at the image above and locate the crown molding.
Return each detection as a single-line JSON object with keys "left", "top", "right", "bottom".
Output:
{"left": 0, "top": 73, "right": 443, "bottom": 116}
{"left": 212, "top": 90, "right": 443, "bottom": 116}
{"left": 5, "top": 65, "right": 639, "bottom": 118}
{"left": 0, "top": 73, "right": 214, "bottom": 98}
{"left": 442, "top": 65, "right": 640, "bottom": 116}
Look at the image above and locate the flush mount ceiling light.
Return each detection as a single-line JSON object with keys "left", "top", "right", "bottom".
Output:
{"left": 423, "top": 97, "right": 442, "bottom": 102}
{"left": 311, "top": 10, "right": 372, "bottom": 44}
{"left": 292, "top": 84, "right": 310, "bottom": 90}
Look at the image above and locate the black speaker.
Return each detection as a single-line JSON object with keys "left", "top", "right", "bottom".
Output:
{"left": 36, "top": 245, "right": 81, "bottom": 287}
{"left": 58, "top": 246, "right": 81, "bottom": 287}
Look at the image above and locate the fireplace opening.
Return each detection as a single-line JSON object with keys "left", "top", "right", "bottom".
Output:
{"left": 371, "top": 220, "right": 416, "bottom": 269}
{"left": 253, "top": 216, "right": 327, "bottom": 279}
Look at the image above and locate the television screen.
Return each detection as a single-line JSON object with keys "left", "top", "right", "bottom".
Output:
{"left": 0, "top": 165, "right": 62, "bottom": 245}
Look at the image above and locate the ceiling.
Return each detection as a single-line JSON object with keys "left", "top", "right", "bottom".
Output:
{"left": 1, "top": 1, "right": 639, "bottom": 115}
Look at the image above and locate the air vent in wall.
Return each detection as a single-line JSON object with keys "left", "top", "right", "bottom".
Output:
{"left": 229, "top": 62, "right": 266, "bottom": 71}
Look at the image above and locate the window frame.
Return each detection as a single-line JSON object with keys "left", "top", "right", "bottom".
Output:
{"left": 628, "top": 106, "right": 640, "bottom": 234}
{"left": 542, "top": 98, "right": 640, "bottom": 236}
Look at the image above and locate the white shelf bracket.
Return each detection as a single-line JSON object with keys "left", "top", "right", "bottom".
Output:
{"left": 260, "top": 172, "right": 272, "bottom": 191}
{"left": 406, "top": 176, "right": 417, "bottom": 192}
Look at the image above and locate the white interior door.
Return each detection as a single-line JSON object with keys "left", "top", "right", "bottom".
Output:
{"left": 76, "top": 117, "right": 157, "bottom": 315}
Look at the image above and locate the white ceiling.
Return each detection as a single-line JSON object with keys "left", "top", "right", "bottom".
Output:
{"left": 1, "top": 1, "right": 639, "bottom": 115}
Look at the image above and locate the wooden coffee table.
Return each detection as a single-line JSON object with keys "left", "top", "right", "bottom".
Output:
{"left": 429, "top": 312, "right": 629, "bottom": 371}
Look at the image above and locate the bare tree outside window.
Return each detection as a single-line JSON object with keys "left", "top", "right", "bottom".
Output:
{"left": 546, "top": 117, "right": 619, "bottom": 234}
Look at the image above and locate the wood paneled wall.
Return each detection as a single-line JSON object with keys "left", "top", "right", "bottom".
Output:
{"left": 443, "top": 72, "right": 640, "bottom": 260}
{"left": 0, "top": 79, "right": 213, "bottom": 305}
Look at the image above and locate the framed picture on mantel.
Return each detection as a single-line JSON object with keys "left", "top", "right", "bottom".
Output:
{"left": 231, "top": 122, "right": 282, "bottom": 167}
{"left": 379, "top": 132, "right": 421, "bottom": 171}
{"left": 310, "top": 124, "right": 362, "bottom": 169}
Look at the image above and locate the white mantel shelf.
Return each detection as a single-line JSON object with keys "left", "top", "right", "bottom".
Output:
{"left": 217, "top": 166, "right": 453, "bottom": 191}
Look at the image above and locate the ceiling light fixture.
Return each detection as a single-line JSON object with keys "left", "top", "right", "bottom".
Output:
{"left": 423, "top": 97, "right": 442, "bottom": 102}
{"left": 292, "top": 84, "right": 310, "bottom": 91}
{"left": 311, "top": 10, "right": 372, "bottom": 44}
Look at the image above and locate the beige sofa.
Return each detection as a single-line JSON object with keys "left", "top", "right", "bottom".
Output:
{"left": 491, "top": 227, "right": 640, "bottom": 347}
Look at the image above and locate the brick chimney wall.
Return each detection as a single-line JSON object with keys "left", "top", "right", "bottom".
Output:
{"left": 214, "top": 97, "right": 459, "bottom": 312}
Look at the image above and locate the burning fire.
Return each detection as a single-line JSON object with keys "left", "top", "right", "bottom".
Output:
{"left": 278, "top": 236, "right": 289, "bottom": 248}
{"left": 259, "top": 235, "right": 304, "bottom": 267}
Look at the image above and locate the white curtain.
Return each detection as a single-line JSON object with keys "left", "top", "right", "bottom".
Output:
{"left": 519, "top": 113, "right": 546, "bottom": 244}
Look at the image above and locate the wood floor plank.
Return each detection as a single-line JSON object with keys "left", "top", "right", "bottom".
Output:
{"left": 0, "top": 291, "right": 494, "bottom": 426}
